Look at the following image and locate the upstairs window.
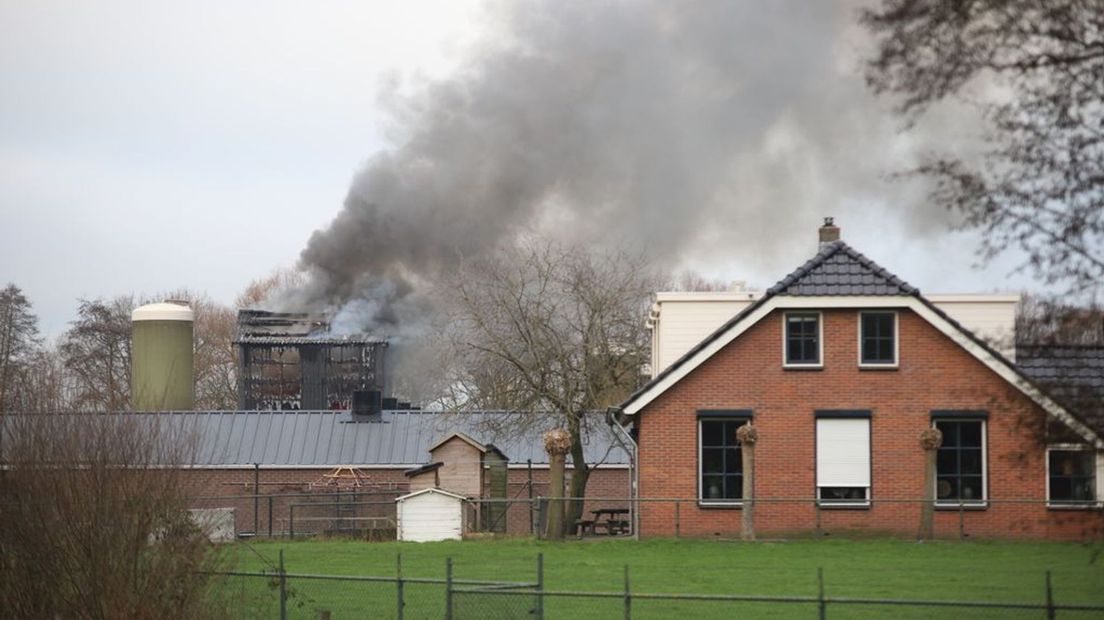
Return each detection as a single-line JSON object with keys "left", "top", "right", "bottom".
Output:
{"left": 860, "top": 312, "right": 897, "bottom": 366}
{"left": 1048, "top": 448, "right": 1097, "bottom": 507}
{"left": 934, "top": 417, "right": 986, "bottom": 505}
{"left": 785, "top": 312, "right": 821, "bottom": 366}
{"left": 699, "top": 416, "right": 748, "bottom": 504}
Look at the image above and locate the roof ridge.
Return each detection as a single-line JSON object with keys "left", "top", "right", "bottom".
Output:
{"left": 767, "top": 240, "right": 917, "bottom": 297}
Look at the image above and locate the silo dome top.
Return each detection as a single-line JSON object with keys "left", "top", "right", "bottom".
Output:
{"left": 132, "top": 301, "right": 194, "bottom": 322}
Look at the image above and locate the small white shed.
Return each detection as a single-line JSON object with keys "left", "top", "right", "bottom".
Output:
{"left": 396, "top": 488, "right": 467, "bottom": 542}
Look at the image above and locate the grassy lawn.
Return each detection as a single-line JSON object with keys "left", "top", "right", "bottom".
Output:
{"left": 213, "top": 537, "right": 1104, "bottom": 619}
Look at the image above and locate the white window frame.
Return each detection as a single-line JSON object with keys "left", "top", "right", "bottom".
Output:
{"left": 933, "top": 418, "right": 988, "bottom": 508}
{"left": 1045, "top": 444, "right": 1102, "bottom": 509}
{"left": 782, "top": 311, "right": 823, "bottom": 369}
{"left": 697, "top": 417, "right": 747, "bottom": 507}
{"left": 857, "top": 310, "right": 898, "bottom": 368}
{"left": 815, "top": 417, "right": 872, "bottom": 508}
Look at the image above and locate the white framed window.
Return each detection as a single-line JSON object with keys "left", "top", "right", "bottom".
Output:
{"left": 783, "top": 312, "right": 823, "bottom": 368}
{"left": 858, "top": 311, "right": 898, "bottom": 367}
{"left": 816, "top": 415, "right": 871, "bottom": 507}
{"left": 698, "top": 415, "right": 750, "bottom": 506}
{"left": 933, "top": 417, "right": 987, "bottom": 506}
{"left": 1046, "top": 445, "right": 1099, "bottom": 508}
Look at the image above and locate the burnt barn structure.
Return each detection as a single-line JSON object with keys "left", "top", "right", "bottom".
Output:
{"left": 236, "top": 310, "right": 388, "bottom": 410}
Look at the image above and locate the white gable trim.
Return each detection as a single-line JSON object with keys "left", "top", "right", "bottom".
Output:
{"left": 624, "top": 295, "right": 1103, "bottom": 448}
{"left": 395, "top": 487, "right": 467, "bottom": 502}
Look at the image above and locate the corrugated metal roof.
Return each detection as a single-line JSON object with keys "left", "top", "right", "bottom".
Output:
{"left": 0, "top": 410, "right": 630, "bottom": 467}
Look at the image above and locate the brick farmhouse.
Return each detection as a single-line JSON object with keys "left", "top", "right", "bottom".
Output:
{"left": 616, "top": 226, "right": 1104, "bottom": 540}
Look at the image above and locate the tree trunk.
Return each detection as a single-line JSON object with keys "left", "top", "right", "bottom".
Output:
{"left": 918, "top": 428, "right": 942, "bottom": 540}
{"left": 546, "top": 452, "right": 565, "bottom": 540}
{"left": 741, "top": 442, "right": 756, "bottom": 541}
{"left": 563, "top": 435, "right": 591, "bottom": 536}
{"left": 920, "top": 446, "right": 937, "bottom": 540}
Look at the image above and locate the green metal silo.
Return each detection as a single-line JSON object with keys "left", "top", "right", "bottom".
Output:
{"left": 131, "top": 301, "right": 194, "bottom": 410}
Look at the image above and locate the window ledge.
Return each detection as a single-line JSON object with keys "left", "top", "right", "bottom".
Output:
{"left": 817, "top": 502, "right": 871, "bottom": 510}
{"left": 698, "top": 501, "right": 743, "bottom": 510}
{"left": 783, "top": 364, "right": 823, "bottom": 371}
{"left": 858, "top": 363, "right": 898, "bottom": 371}
{"left": 1046, "top": 502, "right": 1102, "bottom": 511}
{"left": 935, "top": 502, "right": 988, "bottom": 511}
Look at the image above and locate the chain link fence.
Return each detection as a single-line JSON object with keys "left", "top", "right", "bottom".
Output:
{"left": 187, "top": 492, "right": 1102, "bottom": 542}
{"left": 204, "top": 551, "right": 1104, "bottom": 619}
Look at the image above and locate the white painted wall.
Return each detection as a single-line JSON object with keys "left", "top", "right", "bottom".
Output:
{"left": 397, "top": 490, "right": 463, "bottom": 542}
{"left": 647, "top": 292, "right": 1019, "bottom": 376}
{"left": 926, "top": 295, "right": 1019, "bottom": 360}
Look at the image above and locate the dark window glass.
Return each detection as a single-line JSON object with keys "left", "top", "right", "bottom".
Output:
{"left": 785, "top": 314, "right": 820, "bottom": 365}
{"left": 1048, "top": 450, "right": 1096, "bottom": 504}
{"left": 700, "top": 419, "right": 746, "bottom": 501}
{"left": 935, "top": 420, "right": 985, "bottom": 503}
{"left": 860, "top": 312, "right": 895, "bottom": 364}
{"left": 818, "top": 487, "right": 868, "bottom": 503}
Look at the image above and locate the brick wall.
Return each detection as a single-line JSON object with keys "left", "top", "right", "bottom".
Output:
{"left": 636, "top": 308, "right": 1103, "bottom": 540}
{"left": 181, "top": 464, "right": 629, "bottom": 537}
{"left": 181, "top": 468, "right": 409, "bottom": 536}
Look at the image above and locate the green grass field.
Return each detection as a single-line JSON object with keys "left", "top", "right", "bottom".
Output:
{"left": 213, "top": 538, "right": 1104, "bottom": 619}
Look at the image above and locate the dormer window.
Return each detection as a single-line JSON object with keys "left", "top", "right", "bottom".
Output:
{"left": 784, "top": 312, "right": 822, "bottom": 367}
{"left": 859, "top": 311, "right": 897, "bottom": 367}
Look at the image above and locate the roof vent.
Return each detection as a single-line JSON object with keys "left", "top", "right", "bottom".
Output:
{"left": 351, "top": 389, "right": 383, "bottom": 421}
{"left": 819, "top": 217, "right": 840, "bottom": 247}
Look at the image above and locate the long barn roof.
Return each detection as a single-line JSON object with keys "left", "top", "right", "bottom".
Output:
{"left": 0, "top": 410, "right": 630, "bottom": 468}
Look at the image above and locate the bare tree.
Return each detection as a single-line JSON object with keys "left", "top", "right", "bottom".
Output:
{"left": 862, "top": 0, "right": 1104, "bottom": 291}
{"left": 155, "top": 290, "right": 238, "bottom": 410}
{"left": 235, "top": 267, "right": 308, "bottom": 309}
{"left": 60, "top": 297, "right": 134, "bottom": 412}
{"left": 6, "top": 349, "right": 73, "bottom": 413}
{"left": 1016, "top": 292, "right": 1104, "bottom": 345}
{"left": 439, "top": 239, "right": 658, "bottom": 533}
{"left": 0, "top": 413, "right": 222, "bottom": 618}
{"left": 0, "top": 284, "right": 42, "bottom": 412}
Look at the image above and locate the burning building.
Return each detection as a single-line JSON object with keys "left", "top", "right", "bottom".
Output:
{"left": 235, "top": 309, "right": 388, "bottom": 410}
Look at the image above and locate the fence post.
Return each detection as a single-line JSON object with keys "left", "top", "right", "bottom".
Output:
{"left": 1045, "top": 570, "right": 1055, "bottom": 620}
{"left": 528, "top": 459, "right": 534, "bottom": 533}
{"left": 397, "top": 553, "right": 405, "bottom": 620}
{"left": 815, "top": 500, "right": 822, "bottom": 539}
{"left": 958, "top": 502, "right": 965, "bottom": 541}
{"left": 445, "top": 557, "right": 454, "bottom": 620}
{"left": 253, "top": 463, "right": 260, "bottom": 534}
{"left": 623, "top": 564, "right": 632, "bottom": 620}
{"left": 817, "top": 567, "right": 826, "bottom": 620}
{"left": 279, "top": 549, "right": 288, "bottom": 620}
{"left": 268, "top": 495, "right": 274, "bottom": 537}
{"left": 674, "top": 500, "right": 681, "bottom": 538}
{"left": 535, "top": 553, "right": 544, "bottom": 620}
{"left": 289, "top": 505, "right": 295, "bottom": 539}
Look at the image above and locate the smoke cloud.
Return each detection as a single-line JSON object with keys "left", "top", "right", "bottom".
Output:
{"left": 290, "top": 0, "right": 959, "bottom": 334}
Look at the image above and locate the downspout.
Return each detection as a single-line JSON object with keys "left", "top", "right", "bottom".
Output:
{"left": 606, "top": 407, "right": 638, "bottom": 540}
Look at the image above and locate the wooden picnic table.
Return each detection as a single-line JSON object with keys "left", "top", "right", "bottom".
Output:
{"left": 591, "top": 508, "right": 630, "bottom": 535}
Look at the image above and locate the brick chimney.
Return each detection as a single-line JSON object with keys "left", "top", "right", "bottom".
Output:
{"left": 818, "top": 217, "right": 840, "bottom": 247}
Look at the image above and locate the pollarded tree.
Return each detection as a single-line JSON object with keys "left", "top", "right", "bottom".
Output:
{"left": 0, "top": 284, "right": 42, "bottom": 412}
{"left": 862, "top": 0, "right": 1104, "bottom": 291}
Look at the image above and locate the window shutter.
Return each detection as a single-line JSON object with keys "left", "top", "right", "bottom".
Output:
{"left": 816, "top": 418, "right": 870, "bottom": 487}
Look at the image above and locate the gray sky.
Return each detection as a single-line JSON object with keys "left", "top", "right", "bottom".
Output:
{"left": 1, "top": 1, "right": 1043, "bottom": 338}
